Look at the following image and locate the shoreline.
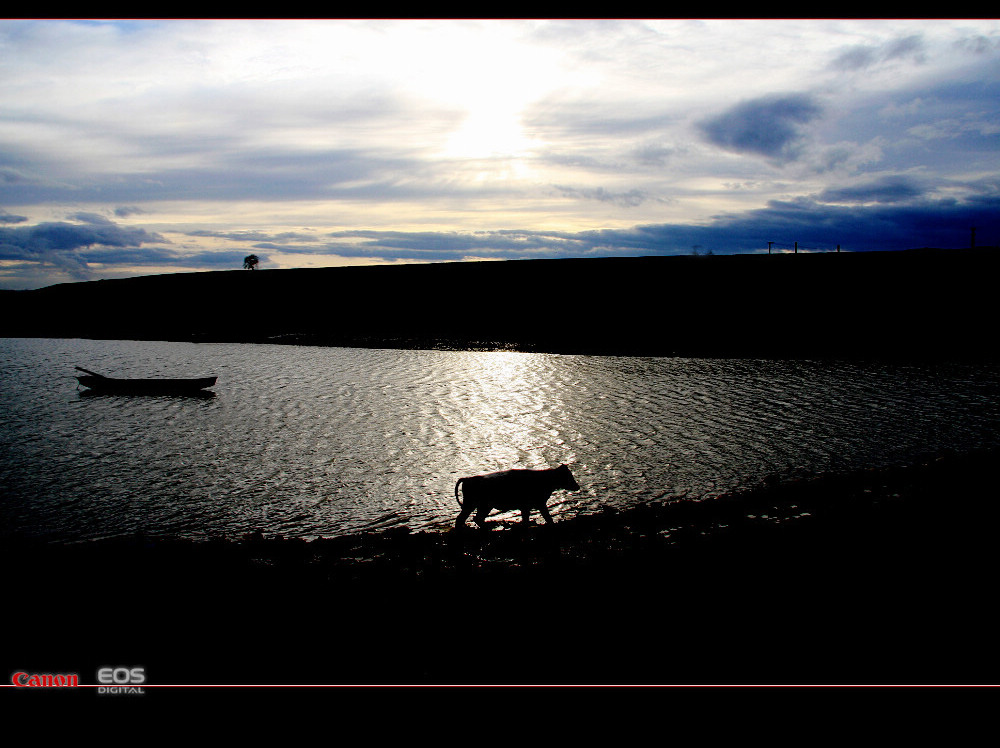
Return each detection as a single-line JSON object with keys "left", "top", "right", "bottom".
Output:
{"left": 5, "top": 249, "right": 1000, "bottom": 361}
{"left": 8, "top": 445, "right": 1000, "bottom": 686}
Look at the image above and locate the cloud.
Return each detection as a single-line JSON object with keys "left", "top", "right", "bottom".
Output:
{"left": 884, "top": 34, "right": 927, "bottom": 63}
{"left": 66, "top": 211, "right": 116, "bottom": 225}
{"left": 694, "top": 191, "right": 1000, "bottom": 251}
{"left": 630, "top": 143, "right": 680, "bottom": 168}
{"left": 180, "top": 250, "right": 269, "bottom": 268}
{"left": 552, "top": 185, "right": 653, "bottom": 207}
{"left": 906, "top": 115, "right": 1000, "bottom": 141}
{"left": 0, "top": 208, "right": 27, "bottom": 224}
{"left": 0, "top": 145, "right": 429, "bottom": 205}
{"left": 818, "top": 175, "right": 927, "bottom": 204}
{"left": 698, "top": 94, "right": 823, "bottom": 161}
{"left": 830, "top": 34, "right": 927, "bottom": 71}
{"left": 316, "top": 191, "right": 1000, "bottom": 261}
{"left": 75, "top": 246, "right": 182, "bottom": 265}
{"left": 187, "top": 229, "right": 314, "bottom": 243}
{"left": 956, "top": 34, "right": 1000, "bottom": 55}
{"left": 0, "top": 215, "right": 168, "bottom": 280}
{"left": 324, "top": 229, "right": 586, "bottom": 262}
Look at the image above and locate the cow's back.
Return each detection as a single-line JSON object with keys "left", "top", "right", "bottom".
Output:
{"left": 465, "top": 469, "right": 554, "bottom": 510}
{"left": 460, "top": 469, "right": 514, "bottom": 500}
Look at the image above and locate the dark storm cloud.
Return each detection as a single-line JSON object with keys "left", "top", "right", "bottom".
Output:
{"left": 698, "top": 94, "right": 823, "bottom": 161}
{"left": 315, "top": 192, "right": 1000, "bottom": 262}
{"left": 686, "top": 192, "right": 1000, "bottom": 251}
{"left": 818, "top": 176, "right": 927, "bottom": 204}
{"left": 0, "top": 214, "right": 168, "bottom": 279}
{"left": 0, "top": 212, "right": 273, "bottom": 284}
{"left": 0, "top": 214, "right": 166, "bottom": 255}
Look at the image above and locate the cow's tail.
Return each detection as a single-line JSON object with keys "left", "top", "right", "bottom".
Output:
{"left": 455, "top": 478, "right": 464, "bottom": 507}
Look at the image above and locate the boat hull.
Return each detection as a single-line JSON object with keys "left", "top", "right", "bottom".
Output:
{"left": 76, "top": 375, "right": 218, "bottom": 394}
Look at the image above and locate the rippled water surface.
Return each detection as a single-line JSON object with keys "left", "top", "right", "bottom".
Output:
{"left": 3, "top": 337, "right": 999, "bottom": 543}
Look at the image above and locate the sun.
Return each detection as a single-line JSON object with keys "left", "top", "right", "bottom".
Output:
{"left": 441, "top": 105, "right": 537, "bottom": 160}
{"left": 381, "top": 21, "right": 559, "bottom": 163}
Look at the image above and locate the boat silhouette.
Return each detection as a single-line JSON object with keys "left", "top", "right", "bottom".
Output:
{"left": 75, "top": 366, "right": 217, "bottom": 394}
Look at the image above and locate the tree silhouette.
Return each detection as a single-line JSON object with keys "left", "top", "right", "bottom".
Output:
{"left": 243, "top": 254, "right": 259, "bottom": 270}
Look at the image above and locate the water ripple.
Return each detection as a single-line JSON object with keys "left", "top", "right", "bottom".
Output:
{"left": 2, "top": 338, "right": 999, "bottom": 543}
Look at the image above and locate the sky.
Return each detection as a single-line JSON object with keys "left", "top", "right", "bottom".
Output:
{"left": 2, "top": 18, "right": 1000, "bottom": 289}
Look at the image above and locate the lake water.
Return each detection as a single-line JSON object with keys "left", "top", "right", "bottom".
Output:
{"left": 2, "top": 337, "right": 999, "bottom": 544}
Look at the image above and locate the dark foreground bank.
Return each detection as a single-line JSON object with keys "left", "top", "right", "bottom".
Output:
{"left": 6, "top": 446, "right": 1000, "bottom": 687}
{"left": 4, "top": 248, "right": 1000, "bottom": 359}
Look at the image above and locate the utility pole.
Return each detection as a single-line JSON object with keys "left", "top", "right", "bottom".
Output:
{"left": 794, "top": 241, "right": 798, "bottom": 254}
{"left": 768, "top": 241, "right": 774, "bottom": 255}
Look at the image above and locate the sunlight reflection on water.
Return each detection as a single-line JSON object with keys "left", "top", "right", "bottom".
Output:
{"left": 2, "top": 337, "right": 999, "bottom": 543}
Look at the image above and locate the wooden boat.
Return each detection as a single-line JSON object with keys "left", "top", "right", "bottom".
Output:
{"left": 75, "top": 367, "right": 217, "bottom": 394}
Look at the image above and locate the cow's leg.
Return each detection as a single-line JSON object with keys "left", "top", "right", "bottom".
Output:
{"left": 455, "top": 503, "right": 473, "bottom": 528}
{"left": 539, "top": 505, "right": 554, "bottom": 524}
{"left": 520, "top": 507, "right": 533, "bottom": 525}
{"left": 473, "top": 504, "right": 490, "bottom": 527}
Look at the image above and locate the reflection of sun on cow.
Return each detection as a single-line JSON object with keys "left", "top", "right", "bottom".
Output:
{"left": 454, "top": 464, "right": 580, "bottom": 529}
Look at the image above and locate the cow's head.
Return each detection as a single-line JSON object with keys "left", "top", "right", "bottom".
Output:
{"left": 557, "top": 464, "right": 580, "bottom": 492}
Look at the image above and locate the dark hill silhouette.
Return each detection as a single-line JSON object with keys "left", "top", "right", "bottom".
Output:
{"left": 2, "top": 248, "right": 998, "bottom": 359}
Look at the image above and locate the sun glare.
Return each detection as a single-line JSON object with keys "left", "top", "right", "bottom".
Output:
{"left": 441, "top": 107, "right": 536, "bottom": 160}
{"left": 381, "top": 21, "right": 559, "bottom": 164}
{"left": 448, "top": 351, "right": 576, "bottom": 482}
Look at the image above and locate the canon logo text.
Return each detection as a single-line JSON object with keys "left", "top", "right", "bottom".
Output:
{"left": 12, "top": 671, "right": 80, "bottom": 688}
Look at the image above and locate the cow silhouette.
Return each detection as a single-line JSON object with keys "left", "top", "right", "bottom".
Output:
{"left": 454, "top": 464, "right": 580, "bottom": 528}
